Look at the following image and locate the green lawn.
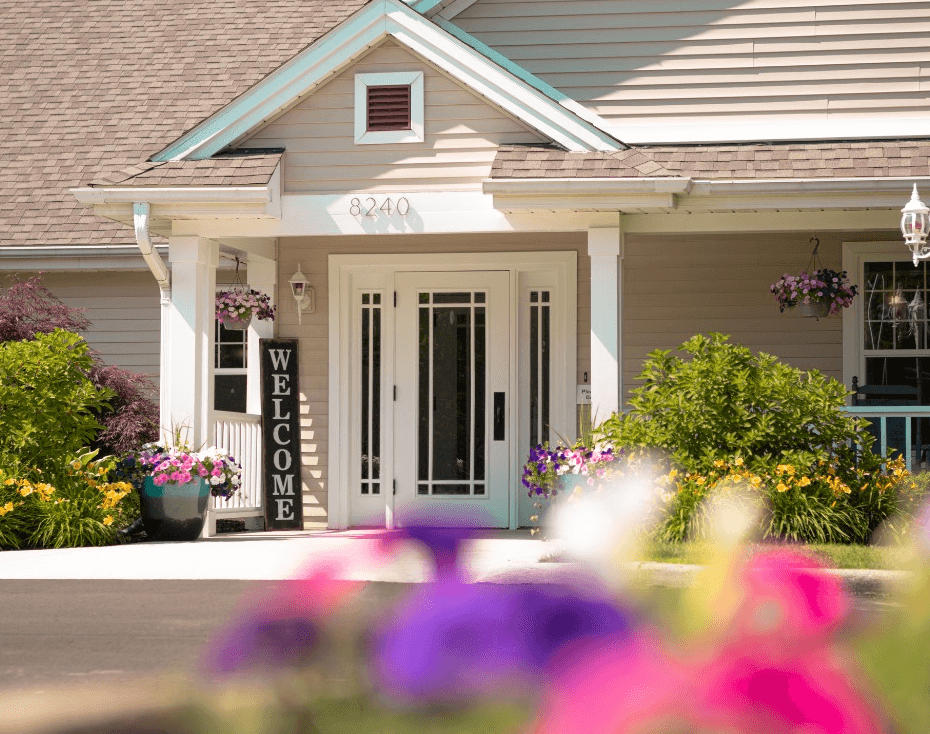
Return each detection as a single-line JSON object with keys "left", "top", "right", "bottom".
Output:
{"left": 640, "top": 541, "right": 912, "bottom": 570}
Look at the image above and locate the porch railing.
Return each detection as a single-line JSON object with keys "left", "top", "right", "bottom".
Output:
{"left": 210, "top": 410, "right": 263, "bottom": 520}
{"left": 840, "top": 405, "right": 930, "bottom": 472}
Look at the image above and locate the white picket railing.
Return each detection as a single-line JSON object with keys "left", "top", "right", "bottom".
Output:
{"left": 841, "top": 405, "right": 930, "bottom": 472}
{"left": 211, "top": 410, "right": 263, "bottom": 518}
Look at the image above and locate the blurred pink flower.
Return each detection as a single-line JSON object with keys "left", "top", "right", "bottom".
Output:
{"left": 689, "top": 641, "right": 887, "bottom": 734}
{"left": 532, "top": 633, "right": 690, "bottom": 734}
{"left": 733, "top": 549, "right": 849, "bottom": 644}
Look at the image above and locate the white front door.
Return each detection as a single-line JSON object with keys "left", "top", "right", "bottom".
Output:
{"left": 394, "top": 271, "right": 511, "bottom": 527}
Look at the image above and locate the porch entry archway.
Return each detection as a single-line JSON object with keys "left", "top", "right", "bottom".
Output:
{"left": 329, "top": 251, "right": 577, "bottom": 530}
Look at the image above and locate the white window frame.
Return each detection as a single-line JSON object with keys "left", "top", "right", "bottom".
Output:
{"left": 354, "top": 71, "right": 424, "bottom": 145}
{"left": 842, "top": 241, "right": 930, "bottom": 400}
{"left": 214, "top": 284, "right": 250, "bottom": 413}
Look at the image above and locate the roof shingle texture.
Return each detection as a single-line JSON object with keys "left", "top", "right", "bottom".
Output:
{"left": 0, "top": 0, "right": 367, "bottom": 247}
{"left": 491, "top": 142, "right": 930, "bottom": 180}
{"left": 90, "top": 155, "right": 284, "bottom": 187}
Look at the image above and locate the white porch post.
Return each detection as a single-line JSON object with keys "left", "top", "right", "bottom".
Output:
{"left": 246, "top": 254, "right": 277, "bottom": 415}
{"left": 587, "top": 225, "right": 622, "bottom": 420}
{"left": 164, "top": 236, "right": 218, "bottom": 449}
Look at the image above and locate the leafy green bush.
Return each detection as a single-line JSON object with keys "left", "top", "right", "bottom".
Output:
{"left": 598, "top": 333, "right": 915, "bottom": 544}
{"left": 599, "top": 333, "right": 875, "bottom": 474}
{"left": 0, "top": 329, "right": 113, "bottom": 474}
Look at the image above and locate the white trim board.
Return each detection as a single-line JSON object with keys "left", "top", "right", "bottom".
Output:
{"left": 152, "top": 0, "right": 620, "bottom": 161}
{"left": 328, "top": 250, "right": 577, "bottom": 530}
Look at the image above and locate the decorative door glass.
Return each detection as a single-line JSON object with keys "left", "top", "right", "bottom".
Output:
{"left": 416, "top": 291, "right": 487, "bottom": 497}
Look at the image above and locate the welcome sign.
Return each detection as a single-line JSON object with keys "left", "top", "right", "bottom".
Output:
{"left": 260, "top": 338, "right": 303, "bottom": 530}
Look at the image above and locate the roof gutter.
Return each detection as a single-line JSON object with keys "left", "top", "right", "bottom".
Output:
{"left": 133, "top": 202, "right": 170, "bottom": 293}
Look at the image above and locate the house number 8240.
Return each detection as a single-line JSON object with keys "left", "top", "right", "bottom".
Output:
{"left": 349, "top": 197, "right": 410, "bottom": 218}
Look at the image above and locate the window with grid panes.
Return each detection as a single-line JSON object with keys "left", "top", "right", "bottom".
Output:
{"left": 215, "top": 319, "right": 247, "bottom": 413}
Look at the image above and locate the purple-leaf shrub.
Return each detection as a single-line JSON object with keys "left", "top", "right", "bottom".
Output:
{"left": 0, "top": 276, "right": 90, "bottom": 341}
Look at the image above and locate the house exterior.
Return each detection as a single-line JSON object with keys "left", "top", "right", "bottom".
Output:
{"left": 2, "top": 0, "right": 929, "bottom": 530}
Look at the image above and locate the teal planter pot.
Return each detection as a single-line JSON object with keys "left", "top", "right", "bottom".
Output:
{"left": 140, "top": 477, "right": 211, "bottom": 541}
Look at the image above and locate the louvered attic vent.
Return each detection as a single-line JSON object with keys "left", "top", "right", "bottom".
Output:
{"left": 366, "top": 85, "right": 411, "bottom": 132}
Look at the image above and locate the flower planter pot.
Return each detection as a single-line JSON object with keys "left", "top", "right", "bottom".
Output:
{"left": 140, "top": 476, "right": 210, "bottom": 541}
{"left": 219, "top": 313, "right": 252, "bottom": 331}
{"left": 798, "top": 301, "right": 831, "bottom": 319}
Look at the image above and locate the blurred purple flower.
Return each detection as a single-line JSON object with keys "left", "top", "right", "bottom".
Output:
{"left": 371, "top": 577, "right": 637, "bottom": 704}
{"left": 203, "top": 613, "right": 320, "bottom": 676}
{"left": 513, "top": 583, "right": 635, "bottom": 671}
{"left": 371, "top": 580, "right": 528, "bottom": 704}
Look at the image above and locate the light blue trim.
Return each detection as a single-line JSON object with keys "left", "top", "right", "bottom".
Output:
{"left": 842, "top": 406, "right": 930, "bottom": 415}
{"left": 152, "top": 0, "right": 620, "bottom": 162}
{"left": 413, "top": 0, "right": 445, "bottom": 12}
{"left": 433, "top": 18, "right": 570, "bottom": 104}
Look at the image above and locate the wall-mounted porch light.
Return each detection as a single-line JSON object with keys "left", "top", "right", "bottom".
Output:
{"left": 902, "top": 184, "right": 930, "bottom": 266}
{"left": 288, "top": 264, "right": 315, "bottom": 325}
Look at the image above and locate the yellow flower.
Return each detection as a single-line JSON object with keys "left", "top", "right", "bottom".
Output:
{"left": 696, "top": 477, "right": 707, "bottom": 486}
{"left": 0, "top": 502, "right": 13, "bottom": 516}
{"left": 3, "top": 478, "right": 13, "bottom": 486}
{"left": 70, "top": 460, "right": 81, "bottom": 470}
{"left": 668, "top": 469, "right": 679, "bottom": 480}
{"left": 714, "top": 459, "right": 726, "bottom": 468}
{"left": 750, "top": 476, "right": 762, "bottom": 488}
{"left": 798, "top": 476, "right": 812, "bottom": 487}
{"left": 18, "top": 487, "right": 32, "bottom": 497}
{"left": 776, "top": 482, "right": 789, "bottom": 493}
{"left": 776, "top": 464, "right": 788, "bottom": 475}
{"left": 734, "top": 457, "right": 744, "bottom": 467}
{"left": 103, "top": 516, "right": 114, "bottom": 526}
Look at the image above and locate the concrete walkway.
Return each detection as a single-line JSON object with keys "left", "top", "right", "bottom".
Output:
{"left": 0, "top": 529, "right": 567, "bottom": 583}
{"left": 0, "top": 529, "right": 910, "bottom": 596}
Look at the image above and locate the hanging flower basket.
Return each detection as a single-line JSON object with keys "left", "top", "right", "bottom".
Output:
{"left": 796, "top": 300, "right": 831, "bottom": 319}
{"left": 215, "top": 288, "right": 276, "bottom": 330}
{"left": 770, "top": 268, "right": 858, "bottom": 319}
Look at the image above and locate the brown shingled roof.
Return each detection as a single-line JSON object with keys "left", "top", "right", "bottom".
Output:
{"left": 90, "top": 154, "right": 283, "bottom": 188}
{"left": 0, "top": 0, "right": 367, "bottom": 248}
{"left": 491, "top": 141, "right": 930, "bottom": 180}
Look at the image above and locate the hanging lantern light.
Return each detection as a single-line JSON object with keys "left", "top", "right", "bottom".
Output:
{"left": 901, "top": 184, "right": 930, "bottom": 266}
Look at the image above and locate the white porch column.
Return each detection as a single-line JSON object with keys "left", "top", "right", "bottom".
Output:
{"left": 246, "top": 254, "right": 277, "bottom": 415}
{"left": 587, "top": 225, "right": 623, "bottom": 419}
{"left": 164, "top": 236, "right": 218, "bottom": 449}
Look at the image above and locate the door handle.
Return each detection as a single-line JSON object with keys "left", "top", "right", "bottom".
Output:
{"left": 493, "top": 392, "right": 505, "bottom": 441}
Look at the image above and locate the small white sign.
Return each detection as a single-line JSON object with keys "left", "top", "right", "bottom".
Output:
{"left": 577, "top": 384, "right": 592, "bottom": 405}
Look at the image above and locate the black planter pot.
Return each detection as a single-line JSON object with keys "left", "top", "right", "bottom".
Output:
{"left": 140, "top": 477, "right": 211, "bottom": 541}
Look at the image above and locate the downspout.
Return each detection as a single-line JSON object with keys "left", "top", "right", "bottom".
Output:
{"left": 133, "top": 202, "right": 172, "bottom": 434}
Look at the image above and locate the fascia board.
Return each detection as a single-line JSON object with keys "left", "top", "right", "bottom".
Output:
{"left": 484, "top": 178, "right": 693, "bottom": 195}
{"left": 72, "top": 186, "right": 274, "bottom": 206}
{"left": 153, "top": 0, "right": 620, "bottom": 161}
{"left": 690, "top": 177, "right": 930, "bottom": 196}
{"left": 0, "top": 245, "right": 169, "bottom": 272}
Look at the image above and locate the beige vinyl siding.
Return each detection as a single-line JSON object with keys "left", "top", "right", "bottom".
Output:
{"left": 621, "top": 231, "right": 898, "bottom": 405}
{"left": 29, "top": 271, "right": 161, "bottom": 382}
{"left": 453, "top": 0, "right": 930, "bottom": 128}
{"left": 276, "top": 232, "right": 588, "bottom": 529}
{"left": 244, "top": 40, "right": 545, "bottom": 194}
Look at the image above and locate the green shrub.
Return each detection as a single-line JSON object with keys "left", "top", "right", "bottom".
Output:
{"left": 0, "top": 329, "right": 113, "bottom": 474}
{"left": 598, "top": 333, "right": 915, "bottom": 544}
{"left": 598, "top": 333, "right": 874, "bottom": 475}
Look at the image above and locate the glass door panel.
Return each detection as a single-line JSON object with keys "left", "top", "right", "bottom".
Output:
{"left": 395, "top": 271, "right": 510, "bottom": 527}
